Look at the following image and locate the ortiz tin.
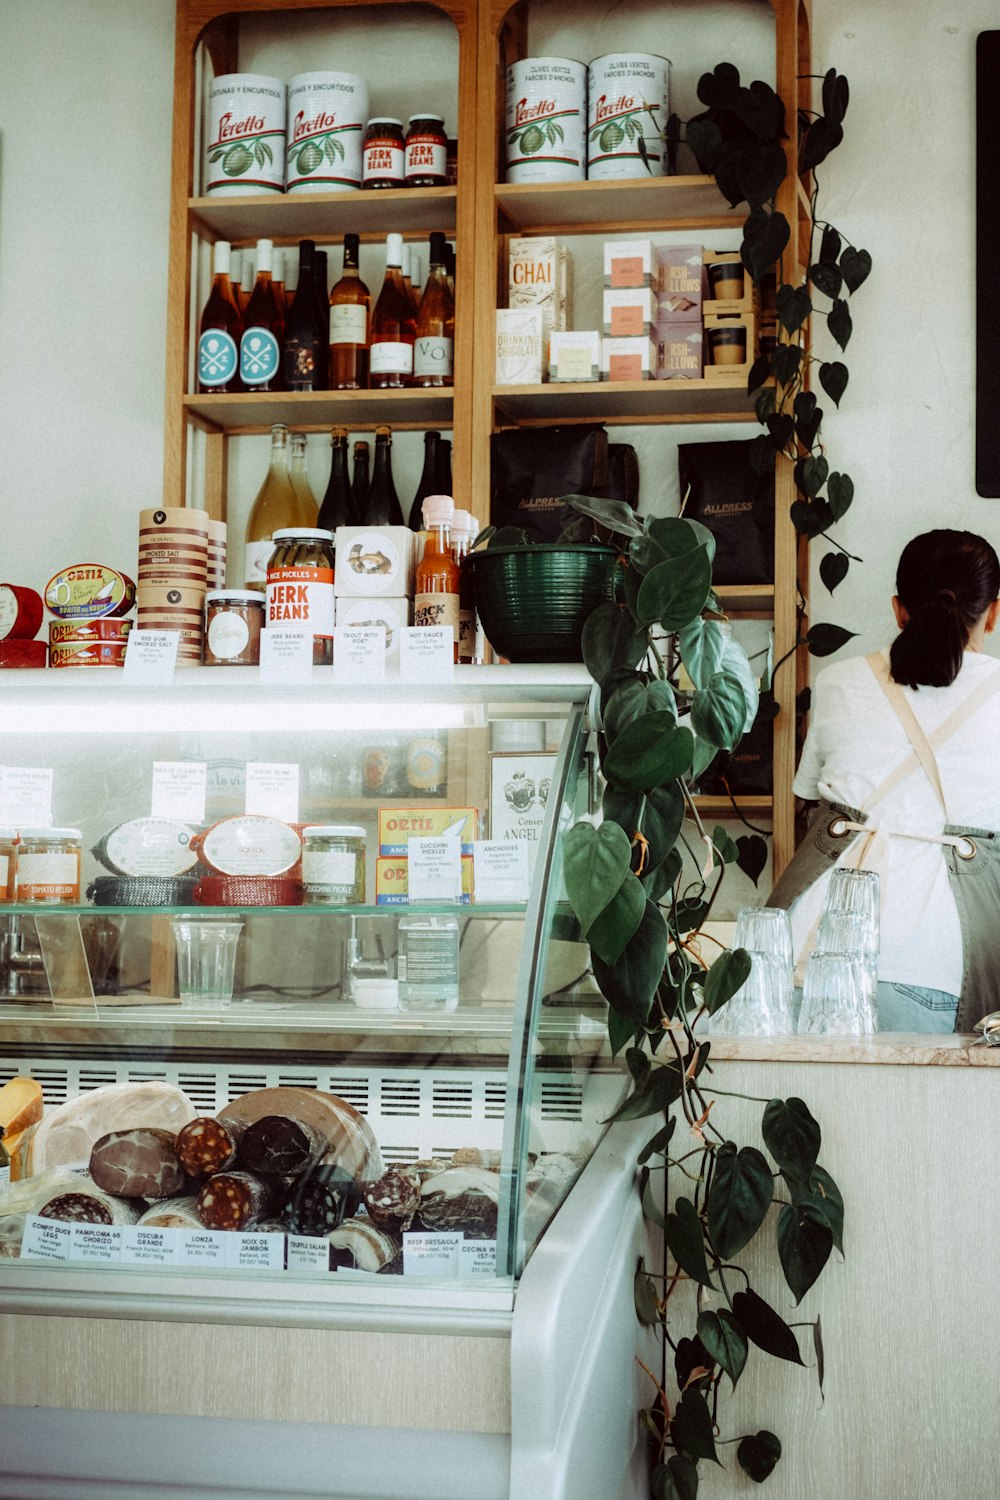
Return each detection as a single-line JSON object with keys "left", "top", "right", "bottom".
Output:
{"left": 49, "top": 619, "right": 133, "bottom": 645}
{"left": 49, "top": 641, "right": 128, "bottom": 669}
{"left": 45, "top": 564, "right": 136, "bottom": 620}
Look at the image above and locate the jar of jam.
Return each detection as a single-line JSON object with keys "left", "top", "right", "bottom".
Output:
{"left": 0, "top": 829, "right": 17, "bottom": 904}
{"left": 363, "top": 118, "right": 406, "bottom": 189}
{"left": 16, "top": 828, "right": 82, "bottom": 904}
{"left": 302, "top": 826, "right": 367, "bottom": 905}
{"left": 204, "top": 590, "right": 265, "bottom": 666}
{"left": 266, "top": 529, "right": 335, "bottom": 666}
{"left": 405, "top": 115, "right": 448, "bottom": 186}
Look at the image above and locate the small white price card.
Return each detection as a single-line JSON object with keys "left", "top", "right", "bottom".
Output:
{"left": 259, "top": 629, "right": 313, "bottom": 684}
{"left": 177, "top": 1229, "right": 228, "bottom": 1267}
{"left": 0, "top": 766, "right": 53, "bottom": 827}
{"left": 225, "top": 1232, "right": 286, "bottom": 1272}
{"left": 287, "top": 1235, "right": 331, "bottom": 1274}
{"left": 120, "top": 1225, "right": 180, "bottom": 1266}
{"left": 69, "top": 1223, "right": 122, "bottom": 1264}
{"left": 472, "top": 840, "right": 530, "bottom": 903}
{"left": 245, "top": 762, "right": 300, "bottom": 822}
{"left": 21, "top": 1216, "right": 71, "bottom": 1262}
{"left": 399, "top": 626, "right": 454, "bottom": 683}
{"left": 151, "top": 761, "right": 207, "bottom": 824}
{"left": 403, "top": 1231, "right": 463, "bottom": 1278}
{"left": 460, "top": 1239, "right": 498, "bottom": 1278}
{"left": 122, "top": 630, "right": 179, "bottom": 684}
{"left": 408, "top": 835, "right": 463, "bottom": 901}
{"left": 333, "top": 626, "right": 386, "bottom": 683}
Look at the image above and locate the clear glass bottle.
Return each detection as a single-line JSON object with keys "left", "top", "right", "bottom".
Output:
{"left": 244, "top": 424, "right": 317, "bottom": 591}
{"left": 397, "top": 913, "right": 459, "bottom": 1012}
{"left": 197, "top": 240, "right": 243, "bottom": 393}
{"left": 407, "top": 430, "right": 442, "bottom": 530}
{"left": 414, "top": 231, "right": 454, "bottom": 388}
{"left": 289, "top": 432, "right": 319, "bottom": 521}
{"left": 370, "top": 233, "right": 415, "bottom": 389}
{"left": 365, "top": 426, "right": 405, "bottom": 526}
{"left": 318, "top": 427, "right": 357, "bottom": 532}
{"left": 414, "top": 494, "right": 459, "bottom": 660}
{"left": 328, "top": 233, "right": 370, "bottom": 391}
{"left": 239, "top": 238, "right": 283, "bottom": 392}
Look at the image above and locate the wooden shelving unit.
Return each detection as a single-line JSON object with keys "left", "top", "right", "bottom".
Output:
{"left": 164, "top": 0, "right": 813, "bottom": 876}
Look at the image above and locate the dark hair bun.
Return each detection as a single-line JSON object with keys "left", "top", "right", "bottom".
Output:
{"left": 890, "top": 531, "right": 1000, "bottom": 689}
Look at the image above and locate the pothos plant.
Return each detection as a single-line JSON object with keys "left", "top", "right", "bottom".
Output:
{"left": 558, "top": 494, "right": 844, "bottom": 1496}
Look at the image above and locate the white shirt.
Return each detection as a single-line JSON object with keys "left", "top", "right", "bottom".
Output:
{"left": 790, "top": 649, "right": 1000, "bottom": 996}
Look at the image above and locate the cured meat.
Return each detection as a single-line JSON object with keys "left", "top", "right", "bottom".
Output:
{"left": 327, "top": 1219, "right": 397, "bottom": 1272}
{"left": 419, "top": 1166, "right": 500, "bottom": 1239}
{"left": 89, "top": 1128, "right": 186, "bottom": 1200}
{"left": 236, "top": 1115, "right": 327, "bottom": 1177}
{"left": 39, "top": 1192, "right": 114, "bottom": 1225}
{"left": 218, "top": 1087, "right": 383, "bottom": 1182}
{"left": 137, "top": 1196, "right": 202, "bottom": 1230}
{"left": 278, "top": 1163, "right": 361, "bottom": 1237}
{"left": 362, "top": 1167, "right": 422, "bottom": 1234}
{"left": 24, "top": 1082, "right": 196, "bottom": 1177}
{"left": 0, "top": 1077, "right": 43, "bottom": 1138}
{"left": 196, "top": 1170, "right": 272, "bottom": 1231}
{"left": 175, "top": 1116, "right": 242, "bottom": 1177}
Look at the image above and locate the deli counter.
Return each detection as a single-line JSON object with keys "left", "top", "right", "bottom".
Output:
{"left": 0, "top": 666, "right": 648, "bottom": 1500}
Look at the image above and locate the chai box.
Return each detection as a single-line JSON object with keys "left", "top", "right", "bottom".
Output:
{"left": 496, "top": 308, "right": 544, "bottom": 385}
{"left": 333, "top": 527, "right": 414, "bottom": 598}
{"left": 603, "top": 238, "right": 657, "bottom": 288}
{"left": 508, "top": 237, "right": 570, "bottom": 372}
{"left": 375, "top": 854, "right": 474, "bottom": 905}
{"left": 379, "top": 806, "right": 479, "bottom": 857}
{"left": 603, "top": 287, "right": 657, "bottom": 338}
{"left": 549, "top": 330, "right": 601, "bottom": 382}
{"left": 657, "top": 244, "right": 706, "bottom": 319}
{"left": 602, "top": 336, "right": 657, "bottom": 381}
{"left": 656, "top": 320, "right": 704, "bottom": 379}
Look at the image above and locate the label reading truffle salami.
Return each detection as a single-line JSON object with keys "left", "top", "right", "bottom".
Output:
{"left": 402, "top": 1230, "right": 462, "bottom": 1277}
{"left": 287, "top": 1234, "right": 331, "bottom": 1273}
{"left": 225, "top": 1232, "right": 285, "bottom": 1271}
{"left": 69, "top": 1224, "right": 123, "bottom": 1263}
{"left": 21, "top": 1216, "right": 72, "bottom": 1262}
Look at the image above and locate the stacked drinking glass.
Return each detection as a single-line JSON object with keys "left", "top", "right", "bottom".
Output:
{"left": 797, "top": 868, "right": 879, "bottom": 1035}
{"left": 709, "top": 906, "right": 796, "bottom": 1036}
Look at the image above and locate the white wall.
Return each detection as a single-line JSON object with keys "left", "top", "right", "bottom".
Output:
{"left": 0, "top": 0, "right": 997, "bottom": 656}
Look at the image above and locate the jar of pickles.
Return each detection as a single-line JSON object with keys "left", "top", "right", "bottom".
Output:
{"left": 16, "top": 828, "right": 82, "bottom": 904}
{"left": 266, "top": 528, "right": 335, "bottom": 665}
{"left": 302, "top": 826, "right": 366, "bottom": 905}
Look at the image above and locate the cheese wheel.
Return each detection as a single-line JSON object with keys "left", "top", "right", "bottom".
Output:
{"left": 24, "top": 1082, "right": 196, "bottom": 1177}
{"left": 218, "top": 1087, "right": 382, "bottom": 1182}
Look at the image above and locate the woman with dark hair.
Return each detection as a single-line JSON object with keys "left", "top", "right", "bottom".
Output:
{"left": 768, "top": 529, "right": 1000, "bottom": 1032}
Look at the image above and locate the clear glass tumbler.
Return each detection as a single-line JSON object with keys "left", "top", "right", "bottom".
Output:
{"left": 798, "top": 949, "right": 878, "bottom": 1035}
{"left": 172, "top": 918, "right": 243, "bottom": 1011}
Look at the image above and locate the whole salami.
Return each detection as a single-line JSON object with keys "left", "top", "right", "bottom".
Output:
{"left": 362, "top": 1166, "right": 422, "bottom": 1233}
{"left": 175, "top": 1116, "right": 243, "bottom": 1178}
{"left": 278, "top": 1163, "right": 361, "bottom": 1237}
{"left": 89, "top": 1128, "right": 186, "bottom": 1200}
{"left": 197, "top": 1170, "right": 272, "bottom": 1231}
{"left": 39, "top": 1192, "right": 113, "bottom": 1225}
{"left": 237, "top": 1115, "right": 327, "bottom": 1177}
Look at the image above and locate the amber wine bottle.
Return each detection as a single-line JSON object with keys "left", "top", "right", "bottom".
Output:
{"left": 244, "top": 424, "right": 318, "bottom": 591}
{"left": 414, "top": 231, "right": 454, "bottom": 387}
{"left": 328, "top": 234, "right": 370, "bottom": 390}
{"left": 370, "top": 234, "right": 416, "bottom": 388}
{"left": 198, "top": 240, "right": 243, "bottom": 393}
{"left": 289, "top": 432, "right": 319, "bottom": 520}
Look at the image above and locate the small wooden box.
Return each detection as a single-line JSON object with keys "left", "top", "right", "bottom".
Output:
{"left": 703, "top": 310, "right": 757, "bottom": 382}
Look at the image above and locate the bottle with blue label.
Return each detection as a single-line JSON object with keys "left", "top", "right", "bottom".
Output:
{"left": 197, "top": 240, "right": 243, "bottom": 393}
{"left": 239, "top": 238, "right": 283, "bottom": 391}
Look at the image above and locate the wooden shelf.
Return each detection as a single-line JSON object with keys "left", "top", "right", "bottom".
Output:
{"left": 183, "top": 388, "right": 454, "bottom": 434}
{"left": 693, "top": 796, "right": 773, "bottom": 818}
{"left": 491, "top": 377, "right": 756, "bottom": 426}
{"left": 188, "top": 187, "right": 458, "bottom": 243}
{"left": 714, "top": 584, "right": 776, "bottom": 616}
{"left": 494, "top": 175, "right": 745, "bottom": 234}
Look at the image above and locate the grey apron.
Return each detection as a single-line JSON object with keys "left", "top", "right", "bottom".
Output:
{"left": 766, "top": 652, "right": 1000, "bottom": 1032}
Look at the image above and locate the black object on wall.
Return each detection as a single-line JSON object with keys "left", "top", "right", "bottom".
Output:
{"left": 977, "top": 32, "right": 1000, "bottom": 496}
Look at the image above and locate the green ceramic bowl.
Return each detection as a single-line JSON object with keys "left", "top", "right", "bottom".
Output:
{"left": 465, "top": 544, "right": 621, "bottom": 663}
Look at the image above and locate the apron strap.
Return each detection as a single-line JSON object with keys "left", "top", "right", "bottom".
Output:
{"left": 865, "top": 652, "right": 950, "bottom": 818}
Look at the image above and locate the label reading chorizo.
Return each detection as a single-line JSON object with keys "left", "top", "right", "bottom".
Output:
{"left": 266, "top": 566, "right": 334, "bottom": 637}
{"left": 69, "top": 1224, "right": 122, "bottom": 1263}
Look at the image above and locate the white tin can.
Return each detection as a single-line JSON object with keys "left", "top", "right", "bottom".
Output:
{"left": 505, "top": 56, "right": 587, "bottom": 184}
{"left": 587, "top": 53, "right": 671, "bottom": 180}
{"left": 205, "top": 73, "right": 285, "bottom": 196}
{"left": 285, "top": 72, "right": 369, "bottom": 193}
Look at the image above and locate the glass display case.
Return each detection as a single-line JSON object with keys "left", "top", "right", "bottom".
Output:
{"left": 0, "top": 665, "right": 650, "bottom": 1500}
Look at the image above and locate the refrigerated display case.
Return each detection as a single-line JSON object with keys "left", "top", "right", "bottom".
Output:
{"left": 0, "top": 666, "right": 648, "bottom": 1500}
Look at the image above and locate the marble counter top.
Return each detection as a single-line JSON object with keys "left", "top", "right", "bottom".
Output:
{"left": 703, "top": 1031, "right": 1000, "bottom": 1066}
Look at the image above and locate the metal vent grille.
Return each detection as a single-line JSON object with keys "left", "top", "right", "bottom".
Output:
{"left": 432, "top": 1079, "right": 474, "bottom": 1118}
{"left": 539, "top": 1081, "right": 585, "bottom": 1121}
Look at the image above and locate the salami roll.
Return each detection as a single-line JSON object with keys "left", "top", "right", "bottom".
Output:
{"left": 39, "top": 1192, "right": 114, "bottom": 1225}
{"left": 175, "top": 1116, "right": 243, "bottom": 1178}
{"left": 237, "top": 1115, "right": 327, "bottom": 1178}
{"left": 362, "top": 1166, "right": 422, "bottom": 1234}
{"left": 278, "top": 1163, "right": 361, "bottom": 1237}
{"left": 89, "top": 1128, "right": 186, "bottom": 1200}
{"left": 137, "top": 1196, "right": 202, "bottom": 1230}
{"left": 327, "top": 1219, "right": 397, "bottom": 1272}
{"left": 218, "top": 1087, "right": 383, "bottom": 1182}
{"left": 419, "top": 1166, "right": 500, "bottom": 1240}
{"left": 196, "top": 1170, "right": 272, "bottom": 1231}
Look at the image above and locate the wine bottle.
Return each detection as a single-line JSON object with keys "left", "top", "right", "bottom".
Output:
{"left": 312, "top": 248, "right": 329, "bottom": 388}
{"left": 272, "top": 246, "right": 286, "bottom": 310}
{"left": 413, "top": 231, "right": 454, "bottom": 388}
{"left": 197, "top": 240, "right": 243, "bottom": 393}
{"left": 401, "top": 242, "right": 418, "bottom": 314}
{"left": 244, "top": 424, "right": 318, "bottom": 591}
{"left": 318, "top": 428, "right": 357, "bottom": 532}
{"left": 289, "top": 432, "right": 319, "bottom": 521}
{"left": 229, "top": 248, "right": 244, "bottom": 311}
{"left": 445, "top": 241, "right": 456, "bottom": 299}
{"left": 328, "top": 233, "right": 370, "bottom": 391}
{"left": 240, "top": 252, "right": 255, "bottom": 314}
{"left": 283, "top": 239, "right": 325, "bottom": 391}
{"left": 407, "top": 430, "right": 442, "bottom": 530}
{"left": 435, "top": 437, "right": 453, "bottom": 497}
{"left": 239, "top": 238, "right": 283, "bottom": 392}
{"left": 365, "top": 426, "right": 404, "bottom": 525}
{"left": 414, "top": 495, "right": 460, "bottom": 661}
{"left": 370, "top": 233, "right": 415, "bottom": 389}
{"left": 450, "top": 508, "right": 478, "bottom": 664}
{"left": 352, "top": 440, "right": 371, "bottom": 519}
{"left": 409, "top": 250, "right": 423, "bottom": 307}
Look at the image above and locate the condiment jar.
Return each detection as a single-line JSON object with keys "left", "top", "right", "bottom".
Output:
{"left": 363, "top": 118, "right": 406, "bottom": 188}
{"left": 405, "top": 115, "right": 448, "bottom": 186}
{"left": 204, "top": 590, "right": 265, "bottom": 666}
{"left": 16, "top": 828, "right": 82, "bottom": 904}
{"left": 266, "top": 528, "right": 335, "bottom": 665}
{"left": 302, "top": 825, "right": 367, "bottom": 905}
{"left": 0, "top": 829, "right": 17, "bottom": 903}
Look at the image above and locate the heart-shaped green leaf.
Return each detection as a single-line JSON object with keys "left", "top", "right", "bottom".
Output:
{"left": 772, "top": 341, "right": 803, "bottom": 385}
{"left": 807, "top": 622, "right": 857, "bottom": 657}
{"left": 839, "top": 245, "right": 872, "bottom": 292}
{"left": 720, "top": 638, "right": 760, "bottom": 733}
{"left": 809, "top": 260, "right": 843, "bottom": 298}
{"left": 820, "top": 223, "right": 842, "bottom": 263}
{"left": 799, "top": 114, "right": 843, "bottom": 172}
{"left": 820, "top": 551, "right": 849, "bottom": 593}
{"left": 603, "top": 714, "right": 694, "bottom": 792}
{"left": 607, "top": 1006, "right": 636, "bottom": 1057}
{"left": 707, "top": 1142, "right": 774, "bottom": 1258}
{"left": 666, "top": 1196, "right": 715, "bottom": 1288}
{"left": 562, "top": 820, "right": 631, "bottom": 934}
{"left": 634, "top": 1260, "right": 660, "bottom": 1325}
{"left": 636, "top": 550, "right": 713, "bottom": 631}
{"left": 827, "top": 296, "right": 853, "bottom": 350}
{"left": 822, "top": 66, "right": 850, "bottom": 124}
{"left": 703, "top": 948, "right": 752, "bottom": 1015}
{"left": 565, "top": 492, "right": 644, "bottom": 537}
{"left": 604, "top": 677, "right": 677, "bottom": 743}
{"left": 737, "top": 1430, "right": 782, "bottom": 1483}
{"left": 826, "top": 470, "right": 855, "bottom": 520}
{"left": 692, "top": 669, "right": 751, "bottom": 752}
{"left": 819, "top": 360, "right": 848, "bottom": 407}
{"left": 777, "top": 1197, "right": 834, "bottom": 1302}
{"left": 731, "top": 1288, "right": 804, "bottom": 1364}
{"left": 698, "top": 1308, "right": 748, "bottom": 1387}
{"left": 593, "top": 899, "right": 668, "bottom": 1025}
{"left": 775, "top": 283, "right": 812, "bottom": 333}
{"left": 587, "top": 870, "right": 645, "bottom": 965}
{"left": 670, "top": 1389, "right": 720, "bottom": 1465}
{"left": 582, "top": 603, "right": 646, "bottom": 684}
{"left": 736, "top": 834, "right": 769, "bottom": 885}
{"left": 740, "top": 206, "right": 790, "bottom": 283}
{"left": 678, "top": 618, "right": 726, "bottom": 690}
{"left": 763, "top": 1097, "right": 821, "bottom": 1177}
{"left": 790, "top": 498, "right": 833, "bottom": 538}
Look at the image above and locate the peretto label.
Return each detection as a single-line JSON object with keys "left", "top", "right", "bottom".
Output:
{"left": 266, "top": 565, "right": 334, "bottom": 636}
